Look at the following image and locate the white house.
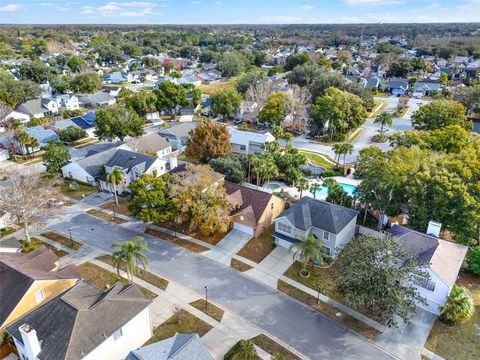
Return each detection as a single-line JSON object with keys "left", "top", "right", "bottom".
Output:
{"left": 4, "top": 110, "right": 31, "bottom": 125}
{"left": 99, "top": 149, "right": 167, "bottom": 193}
{"left": 6, "top": 280, "right": 152, "bottom": 360}
{"left": 54, "top": 94, "right": 80, "bottom": 111}
{"left": 390, "top": 224, "right": 468, "bottom": 314}
{"left": 228, "top": 127, "right": 275, "bottom": 154}
{"left": 17, "top": 99, "right": 58, "bottom": 119}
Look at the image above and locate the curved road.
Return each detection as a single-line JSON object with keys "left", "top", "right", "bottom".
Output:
{"left": 50, "top": 212, "right": 395, "bottom": 360}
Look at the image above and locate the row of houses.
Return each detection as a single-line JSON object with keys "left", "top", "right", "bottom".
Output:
{"left": 0, "top": 247, "right": 212, "bottom": 360}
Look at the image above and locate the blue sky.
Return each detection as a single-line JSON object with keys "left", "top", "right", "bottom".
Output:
{"left": 0, "top": 0, "right": 479, "bottom": 24}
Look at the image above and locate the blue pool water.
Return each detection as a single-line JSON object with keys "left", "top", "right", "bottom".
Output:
{"left": 312, "top": 182, "right": 357, "bottom": 197}
{"left": 267, "top": 183, "right": 281, "bottom": 190}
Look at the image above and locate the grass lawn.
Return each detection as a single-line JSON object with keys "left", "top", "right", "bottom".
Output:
{"left": 176, "top": 152, "right": 199, "bottom": 163}
{"left": 78, "top": 262, "right": 157, "bottom": 300}
{"left": 398, "top": 106, "right": 410, "bottom": 118}
{"left": 21, "top": 237, "right": 69, "bottom": 258}
{"left": 10, "top": 153, "right": 43, "bottom": 164}
{"left": 60, "top": 180, "right": 98, "bottom": 200}
{"left": 87, "top": 209, "right": 126, "bottom": 224}
{"left": 145, "top": 227, "right": 209, "bottom": 253}
{"left": 100, "top": 198, "right": 131, "bottom": 217}
{"left": 250, "top": 334, "right": 302, "bottom": 360}
{"left": 189, "top": 299, "right": 225, "bottom": 322}
{"left": 96, "top": 255, "right": 169, "bottom": 291}
{"left": 278, "top": 280, "right": 380, "bottom": 339}
{"left": 73, "top": 139, "right": 102, "bottom": 149}
{"left": 348, "top": 128, "right": 364, "bottom": 143}
{"left": 230, "top": 258, "right": 253, "bottom": 272}
{"left": 237, "top": 224, "right": 275, "bottom": 263}
{"left": 425, "top": 272, "right": 480, "bottom": 360}
{"left": 198, "top": 77, "right": 237, "bottom": 95}
{"left": 298, "top": 150, "right": 334, "bottom": 169}
{"left": 145, "top": 310, "right": 212, "bottom": 345}
{"left": 41, "top": 231, "right": 82, "bottom": 250}
{"left": 0, "top": 227, "right": 17, "bottom": 237}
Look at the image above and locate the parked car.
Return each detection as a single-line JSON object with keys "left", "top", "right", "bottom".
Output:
{"left": 234, "top": 119, "right": 243, "bottom": 125}
{"left": 306, "top": 131, "right": 316, "bottom": 139}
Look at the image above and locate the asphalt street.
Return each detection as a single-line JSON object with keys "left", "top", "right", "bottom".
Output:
{"left": 49, "top": 212, "right": 395, "bottom": 360}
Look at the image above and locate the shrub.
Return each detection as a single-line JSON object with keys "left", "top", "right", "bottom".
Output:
{"left": 439, "top": 285, "right": 475, "bottom": 325}
{"left": 224, "top": 339, "right": 258, "bottom": 360}
{"left": 371, "top": 134, "right": 388, "bottom": 143}
{"left": 467, "top": 246, "right": 480, "bottom": 276}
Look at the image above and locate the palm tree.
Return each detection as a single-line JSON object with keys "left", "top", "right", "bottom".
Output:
{"left": 289, "top": 232, "right": 324, "bottom": 277}
{"left": 231, "top": 340, "right": 257, "bottom": 360}
{"left": 106, "top": 167, "right": 125, "bottom": 205}
{"left": 251, "top": 155, "right": 264, "bottom": 188}
{"left": 439, "top": 285, "right": 475, "bottom": 325}
{"left": 261, "top": 155, "right": 278, "bottom": 185}
{"left": 332, "top": 143, "right": 343, "bottom": 166}
{"left": 245, "top": 153, "right": 256, "bottom": 183}
{"left": 374, "top": 111, "right": 393, "bottom": 137}
{"left": 310, "top": 182, "right": 322, "bottom": 199}
{"left": 296, "top": 177, "right": 309, "bottom": 199}
{"left": 111, "top": 236, "right": 149, "bottom": 283}
{"left": 340, "top": 143, "right": 354, "bottom": 176}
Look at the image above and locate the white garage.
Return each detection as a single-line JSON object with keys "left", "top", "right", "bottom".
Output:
{"left": 233, "top": 222, "right": 254, "bottom": 235}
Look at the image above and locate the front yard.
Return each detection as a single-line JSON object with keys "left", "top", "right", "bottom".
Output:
{"left": 100, "top": 198, "right": 131, "bottom": 217}
{"left": 87, "top": 209, "right": 126, "bottom": 224}
{"left": 237, "top": 224, "right": 275, "bottom": 263}
{"left": 145, "top": 227, "right": 209, "bottom": 253}
{"left": 41, "top": 231, "right": 82, "bottom": 250}
{"left": 425, "top": 272, "right": 480, "bottom": 360}
{"left": 21, "top": 237, "right": 69, "bottom": 258}
{"left": 155, "top": 221, "right": 227, "bottom": 245}
{"left": 59, "top": 180, "right": 98, "bottom": 200}
{"left": 189, "top": 299, "right": 224, "bottom": 322}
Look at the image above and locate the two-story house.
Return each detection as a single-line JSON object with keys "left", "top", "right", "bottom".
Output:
{"left": 99, "top": 149, "right": 167, "bottom": 193}
{"left": 17, "top": 99, "right": 59, "bottom": 119}
{"left": 54, "top": 94, "right": 80, "bottom": 111}
{"left": 158, "top": 121, "right": 198, "bottom": 151}
{"left": 6, "top": 280, "right": 152, "bottom": 360}
{"left": 0, "top": 247, "right": 80, "bottom": 334}
{"left": 229, "top": 128, "right": 275, "bottom": 155}
{"left": 274, "top": 197, "right": 358, "bottom": 258}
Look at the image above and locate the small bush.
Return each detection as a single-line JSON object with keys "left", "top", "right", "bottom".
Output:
{"left": 467, "top": 246, "right": 480, "bottom": 276}
{"left": 439, "top": 285, "right": 475, "bottom": 325}
{"left": 224, "top": 339, "right": 258, "bottom": 360}
{"left": 371, "top": 134, "right": 388, "bottom": 143}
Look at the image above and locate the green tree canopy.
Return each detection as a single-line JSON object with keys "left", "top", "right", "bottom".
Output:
{"left": 59, "top": 125, "right": 87, "bottom": 143}
{"left": 257, "top": 93, "right": 291, "bottom": 126}
{"left": 210, "top": 89, "right": 241, "bottom": 120}
{"left": 42, "top": 140, "right": 71, "bottom": 173}
{"left": 70, "top": 73, "right": 102, "bottom": 93}
{"left": 411, "top": 100, "right": 471, "bottom": 131}
{"left": 284, "top": 52, "right": 311, "bottom": 71}
{"left": 439, "top": 285, "right": 475, "bottom": 325}
{"left": 209, "top": 155, "right": 246, "bottom": 184}
{"left": 218, "top": 52, "right": 245, "bottom": 77}
{"left": 154, "top": 81, "right": 188, "bottom": 113}
{"left": 94, "top": 105, "right": 144, "bottom": 141}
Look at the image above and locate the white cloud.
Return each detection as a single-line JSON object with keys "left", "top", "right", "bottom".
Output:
{"left": 300, "top": 4, "right": 314, "bottom": 10}
{"left": 40, "top": 2, "right": 55, "bottom": 6}
{"left": 256, "top": 15, "right": 302, "bottom": 23}
{"left": 0, "top": 3, "right": 24, "bottom": 12}
{"left": 191, "top": 0, "right": 201, "bottom": 4}
{"left": 98, "top": 3, "right": 122, "bottom": 12}
{"left": 344, "top": 0, "right": 402, "bottom": 5}
{"left": 82, "top": 6, "right": 94, "bottom": 14}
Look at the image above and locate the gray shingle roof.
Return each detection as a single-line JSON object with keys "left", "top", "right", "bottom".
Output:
{"left": 276, "top": 197, "right": 358, "bottom": 234}
{"left": 159, "top": 122, "right": 197, "bottom": 139}
{"left": 105, "top": 149, "right": 157, "bottom": 173}
{"left": 124, "top": 133, "right": 170, "bottom": 154}
{"left": 78, "top": 92, "right": 115, "bottom": 106}
{"left": 74, "top": 148, "right": 118, "bottom": 177}
{"left": 6, "top": 280, "right": 151, "bottom": 360}
{"left": 126, "top": 333, "right": 213, "bottom": 360}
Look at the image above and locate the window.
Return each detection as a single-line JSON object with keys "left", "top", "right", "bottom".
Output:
{"left": 113, "top": 328, "right": 123, "bottom": 341}
{"left": 35, "top": 289, "right": 44, "bottom": 303}
{"left": 414, "top": 276, "right": 436, "bottom": 292}
{"left": 271, "top": 203, "right": 274, "bottom": 210}
{"left": 278, "top": 222, "right": 292, "bottom": 234}
{"left": 321, "top": 246, "right": 331, "bottom": 255}
{"left": 240, "top": 145, "right": 246, "bottom": 151}
{"left": 323, "top": 231, "right": 329, "bottom": 241}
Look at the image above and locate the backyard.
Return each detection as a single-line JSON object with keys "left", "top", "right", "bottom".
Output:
{"left": 425, "top": 272, "right": 480, "bottom": 360}
{"left": 198, "top": 77, "right": 238, "bottom": 95}
{"left": 237, "top": 224, "right": 275, "bottom": 263}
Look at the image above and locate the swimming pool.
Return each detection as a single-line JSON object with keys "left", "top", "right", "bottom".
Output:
{"left": 268, "top": 183, "right": 281, "bottom": 190}
{"left": 311, "top": 182, "right": 357, "bottom": 197}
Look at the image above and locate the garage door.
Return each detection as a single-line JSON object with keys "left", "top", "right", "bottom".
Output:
{"left": 234, "top": 222, "right": 254, "bottom": 235}
{"left": 276, "top": 238, "right": 293, "bottom": 250}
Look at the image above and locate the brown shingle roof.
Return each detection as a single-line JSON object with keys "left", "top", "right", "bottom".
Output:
{"left": 224, "top": 181, "right": 273, "bottom": 226}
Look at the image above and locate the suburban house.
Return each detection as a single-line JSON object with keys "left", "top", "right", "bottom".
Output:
{"left": 6, "top": 280, "right": 152, "bottom": 360}
{"left": 78, "top": 93, "right": 116, "bottom": 108}
{"left": 229, "top": 127, "right": 275, "bottom": 155}
{"left": 412, "top": 82, "right": 441, "bottom": 98}
{"left": 390, "top": 224, "right": 468, "bottom": 314}
{"left": 62, "top": 147, "right": 118, "bottom": 186}
{"left": 235, "top": 101, "right": 259, "bottom": 122}
{"left": 3, "top": 110, "right": 30, "bottom": 124}
{"left": 274, "top": 197, "right": 359, "bottom": 257}
{"left": 384, "top": 79, "right": 409, "bottom": 96}
{"left": 159, "top": 121, "right": 198, "bottom": 151}
{"left": 119, "top": 133, "right": 178, "bottom": 171}
{"left": 224, "top": 181, "right": 285, "bottom": 237}
{"left": 17, "top": 99, "right": 59, "bottom": 119}
{"left": 48, "top": 119, "right": 82, "bottom": 133}
{"left": 0, "top": 237, "right": 21, "bottom": 253}
{"left": 0, "top": 247, "right": 80, "bottom": 333}
{"left": 99, "top": 149, "right": 167, "bottom": 193}
{"left": 106, "top": 71, "right": 134, "bottom": 84}
{"left": 126, "top": 333, "right": 213, "bottom": 360}
{"left": 54, "top": 94, "right": 79, "bottom": 111}
{"left": 9, "top": 126, "right": 60, "bottom": 155}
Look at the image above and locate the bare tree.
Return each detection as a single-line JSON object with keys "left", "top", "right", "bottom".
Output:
{"left": 0, "top": 171, "right": 62, "bottom": 243}
{"left": 245, "top": 79, "right": 273, "bottom": 109}
{"left": 288, "top": 85, "right": 311, "bottom": 132}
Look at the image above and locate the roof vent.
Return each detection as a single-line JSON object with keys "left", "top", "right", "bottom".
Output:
{"left": 131, "top": 156, "right": 136, "bottom": 160}
{"left": 427, "top": 220, "right": 442, "bottom": 238}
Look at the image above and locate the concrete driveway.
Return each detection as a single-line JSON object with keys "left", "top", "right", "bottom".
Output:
{"left": 203, "top": 230, "right": 252, "bottom": 266}
{"left": 374, "top": 308, "right": 437, "bottom": 360}
{"left": 82, "top": 192, "right": 112, "bottom": 206}
{"left": 49, "top": 213, "right": 395, "bottom": 360}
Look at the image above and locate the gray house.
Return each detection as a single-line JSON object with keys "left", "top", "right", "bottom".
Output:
{"left": 158, "top": 122, "right": 198, "bottom": 151}
{"left": 274, "top": 197, "right": 358, "bottom": 258}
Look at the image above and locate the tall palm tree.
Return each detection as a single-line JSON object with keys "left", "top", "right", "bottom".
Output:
{"left": 374, "top": 111, "right": 393, "bottom": 137}
{"left": 340, "top": 143, "right": 354, "bottom": 176}
{"left": 296, "top": 177, "right": 309, "bottom": 199}
{"left": 251, "top": 155, "right": 264, "bottom": 188}
{"left": 111, "top": 236, "right": 149, "bottom": 283}
{"left": 310, "top": 182, "right": 322, "bottom": 199}
{"left": 261, "top": 155, "right": 278, "bottom": 185}
{"left": 332, "top": 143, "right": 343, "bottom": 166}
{"left": 289, "top": 232, "right": 324, "bottom": 277}
{"left": 106, "top": 167, "right": 125, "bottom": 205}
{"left": 245, "top": 153, "right": 256, "bottom": 183}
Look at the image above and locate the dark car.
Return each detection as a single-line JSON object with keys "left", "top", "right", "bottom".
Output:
{"left": 306, "top": 131, "right": 316, "bottom": 139}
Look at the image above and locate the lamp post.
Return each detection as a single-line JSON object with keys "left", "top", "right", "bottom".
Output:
{"left": 112, "top": 203, "right": 116, "bottom": 220}
{"left": 205, "top": 286, "right": 208, "bottom": 311}
{"left": 68, "top": 229, "right": 73, "bottom": 248}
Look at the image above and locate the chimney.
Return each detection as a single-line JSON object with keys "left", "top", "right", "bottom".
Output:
{"left": 427, "top": 220, "right": 442, "bottom": 238}
{"left": 19, "top": 324, "right": 41, "bottom": 359}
